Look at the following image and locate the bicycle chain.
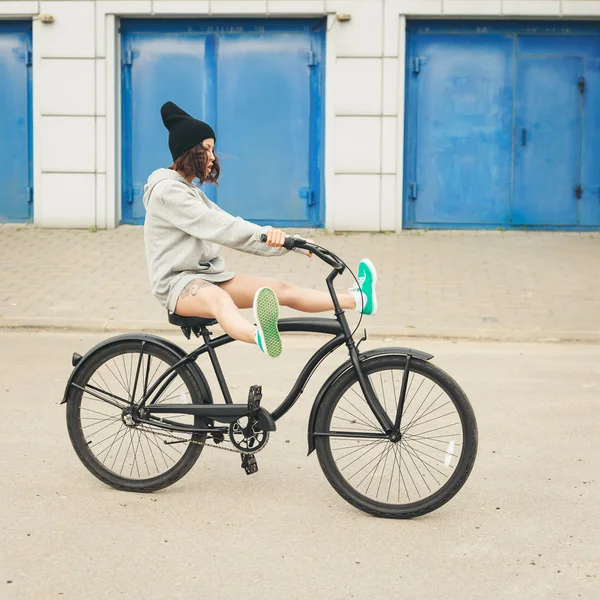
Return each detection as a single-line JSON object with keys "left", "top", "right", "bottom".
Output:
{"left": 136, "top": 426, "right": 269, "bottom": 455}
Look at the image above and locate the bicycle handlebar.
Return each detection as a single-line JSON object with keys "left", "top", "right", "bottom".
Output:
{"left": 259, "top": 233, "right": 344, "bottom": 271}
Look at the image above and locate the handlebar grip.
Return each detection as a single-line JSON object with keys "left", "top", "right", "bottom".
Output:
{"left": 259, "top": 233, "right": 299, "bottom": 250}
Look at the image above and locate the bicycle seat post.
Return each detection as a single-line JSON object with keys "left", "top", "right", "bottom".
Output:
{"left": 200, "top": 326, "right": 234, "bottom": 405}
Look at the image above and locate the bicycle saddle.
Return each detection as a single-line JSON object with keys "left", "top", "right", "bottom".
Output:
{"left": 167, "top": 312, "right": 217, "bottom": 328}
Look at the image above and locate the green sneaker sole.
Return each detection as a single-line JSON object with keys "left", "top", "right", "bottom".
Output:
{"left": 254, "top": 287, "right": 282, "bottom": 358}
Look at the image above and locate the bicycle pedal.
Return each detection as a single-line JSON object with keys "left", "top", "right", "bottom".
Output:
{"left": 241, "top": 453, "right": 258, "bottom": 475}
{"left": 247, "top": 385, "right": 262, "bottom": 412}
{"left": 211, "top": 432, "right": 225, "bottom": 444}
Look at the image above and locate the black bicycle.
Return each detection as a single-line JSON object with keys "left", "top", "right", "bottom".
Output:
{"left": 62, "top": 236, "right": 478, "bottom": 519}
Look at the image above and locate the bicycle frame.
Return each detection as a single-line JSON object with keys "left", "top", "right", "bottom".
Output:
{"left": 132, "top": 259, "right": 395, "bottom": 437}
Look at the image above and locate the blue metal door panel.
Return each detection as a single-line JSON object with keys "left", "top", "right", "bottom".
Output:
{"left": 122, "top": 33, "right": 210, "bottom": 223}
{"left": 407, "top": 34, "right": 514, "bottom": 226}
{"left": 406, "top": 21, "right": 600, "bottom": 230}
{"left": 0, "top": 23, "right": 31, "bottom": 222}
{"left": 512, "top": 57, "right": 582, "bottom": 226}
{"left": 581, "top": 59, "right": 600, "bottom": 226}
{"left": 517, "top": 35, "right": 600, "bottom": 58}
{"left": 216, "top": 31, "right": 313, "bottom": 224}
{"left": 121, "top": 20, "right": 324, "bottom": 227}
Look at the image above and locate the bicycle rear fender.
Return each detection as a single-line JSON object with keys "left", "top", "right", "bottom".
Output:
{"left": 60, "top": 333, "right": 214, "bottom": 406}
{"left": 306, "top": 347, "right": 434, "bottom": 455}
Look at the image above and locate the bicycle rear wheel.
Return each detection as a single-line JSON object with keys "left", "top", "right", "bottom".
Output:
{"left": 66, "top": 339, "right": 207, "bottom": 492}
{"left": 315, "top": 355, "right": 478, "bottom": 518}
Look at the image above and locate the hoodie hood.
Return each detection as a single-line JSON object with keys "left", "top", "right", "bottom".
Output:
{"left": 143, "top": 168, "right": 192, "bottom": 208}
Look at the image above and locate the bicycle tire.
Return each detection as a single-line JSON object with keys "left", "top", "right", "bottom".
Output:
{"left": 315, "top": 355, "right": 478, "bottom": 518}
{"left": 66, "top": 339, "right": 207, "bottom": 492}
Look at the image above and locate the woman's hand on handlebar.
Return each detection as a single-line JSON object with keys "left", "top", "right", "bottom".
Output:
{"left": 263, "top": 230, "right": 312, "bottom": 257}
{"left": 265, "top": 228, "right": 287, "bottom": 249}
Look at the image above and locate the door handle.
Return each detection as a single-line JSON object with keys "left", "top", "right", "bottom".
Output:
{"left": 521, "top": 128, "right": 527, "bottom": 147}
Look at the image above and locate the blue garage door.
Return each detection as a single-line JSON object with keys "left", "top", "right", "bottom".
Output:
{"left": 405, "top": 22, "right": 600, "bottom": 230}
{"left": 0, "top": 22, "right": 32, "bottom": 222}
{"left": 121, "top": 20, "right": 325, "bottom": 227}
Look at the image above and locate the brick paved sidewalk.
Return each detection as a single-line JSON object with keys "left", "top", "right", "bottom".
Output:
{"left": 0, "top": 224, "right": 598, "bottom": 341}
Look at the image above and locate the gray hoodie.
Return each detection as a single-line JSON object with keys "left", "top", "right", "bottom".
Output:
{"left": 143, "top": 168, "right": 286, "bottom": 312}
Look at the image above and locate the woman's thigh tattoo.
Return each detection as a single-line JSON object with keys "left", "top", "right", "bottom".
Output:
{"left": 179, "top": 279, "right": 212, "bottom": 299}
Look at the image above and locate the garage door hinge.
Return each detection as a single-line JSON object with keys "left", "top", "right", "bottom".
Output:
{"left": 308, "top": 50, "right": 318, "bottom": 68}
{"left": 299, "top": 187, "right": 316, "bottom": 206}
{"left": 13, "top": 47, "right": 32, "bottom": 66}
{"left": 122, "top": 50, "right": 135, "bottom": 67}
{"left": 26, "top": 185, "right": 33, "bottom": 204}
{"left": 409, "top": 182, "right": 418, "bottom": 201}
{"left": 575, "top": 184, "right": 583, "bottom": 200}
{"left": 412, "top": 57, "right": 422, "bottom": 75}
{"left": 578, "top": 76, "right": 585, "bottom": 95}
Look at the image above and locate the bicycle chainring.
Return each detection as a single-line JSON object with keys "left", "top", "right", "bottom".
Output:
{"left": 228, "top": 418, "right": 269, "bottom": 453}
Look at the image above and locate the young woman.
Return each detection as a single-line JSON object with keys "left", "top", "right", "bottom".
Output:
{"left": 143, "top": 101, "right": 377, "bottom": 358}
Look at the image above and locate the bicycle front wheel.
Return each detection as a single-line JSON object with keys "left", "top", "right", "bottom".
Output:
{"left": 66, "top": 339, "right": 207, "bottom": 492}
{"left": 315, "top": 355, "right": 478, "bottom": 518}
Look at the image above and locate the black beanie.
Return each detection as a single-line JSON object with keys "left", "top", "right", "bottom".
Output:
{"left": 160, "top": 101, "right": 216, "bottom": 161}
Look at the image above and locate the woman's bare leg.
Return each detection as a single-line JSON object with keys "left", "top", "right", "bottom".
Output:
{"left": 217, "top": 274, "right": 356, "bottom": 312}
{"left": 174, "top": 279, "right": 256, "bottom": 343}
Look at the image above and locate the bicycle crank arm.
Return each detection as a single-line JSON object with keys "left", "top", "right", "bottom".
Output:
{"left": 144, "top": 404, "right": 277, "bottom": 431}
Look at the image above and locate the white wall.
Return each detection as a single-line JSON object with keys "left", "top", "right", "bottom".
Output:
{"left": 1, "top": 0, "right": 600, "bottom": 230}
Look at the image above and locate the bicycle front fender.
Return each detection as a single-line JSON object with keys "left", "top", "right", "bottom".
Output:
{"left": 60, "top": 333, "right": 214, "bottom": 406}
{"left": 306, "top": 347, "right": 434, "bottom": 455}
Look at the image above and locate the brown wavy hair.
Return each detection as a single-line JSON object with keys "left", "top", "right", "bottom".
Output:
{"left": 170, "top": 142, "right": 220, "bottom": 185}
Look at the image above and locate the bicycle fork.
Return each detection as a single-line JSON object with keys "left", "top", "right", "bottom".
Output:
{"left": 327, "top": 265, "right": 408, "bottom": 440}
{"left": 347, "top": 344, "right": 396, "bottom": 438}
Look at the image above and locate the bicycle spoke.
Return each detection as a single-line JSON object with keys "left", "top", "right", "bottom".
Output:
{"left": 109, "top": 428, "right": 130, "bottom": 470}
{"left": 345, "top": 388, "right": 382, "bottom": 430}
{"left": 402, "top": 375, "right": 425, "bottom": 416}
{"left": 363, "top": 443, "right": 394, "bottom": 493}
{"left": 83, "top": 417, "right": 122, "bottom": 437}
{"left": 403, "top": 432, "right": 462, "bottom": 445}
{"left": 407, "top": 410, "right": 458, "bottom": 433}
{"left": 403, "top": 382, "right": 437, "bottom": 431}
{"left": 404, "top": 422, "right": 460, "bottom": 437}
{"left": 403, "top": 439, "right": 434, "bottom": 492}
{"left": 136, "top": 430, "right": 151, "bottom": 477}
{"left": 147, "top": 358, "right": 163, "bottom": 390}
{"left": 347, "top": 443, "right": 391, "bottom": 482}
{"left": 334, "top": 404, "right": 380, "bottom": 430}
{"left": 120, "top": 430, "right": 136, "bottom": 475}
{"left": 156, "top": 382, "right": 187, "bottom": 404}
{"left": 408, "top": 399, "right": 451, "bottom": 428}
{"left": 398, "top": 446, "right": 420, "bottom": 498}
{"left": 92, "top": 368, "right": 122, "bottom": 407}
{"left": 81, "top": 406, "right": 118, "bottom": 419}
{"left": 89, "top": 423, "right": 128, "bottom": 453}
{"left": 376, "top": 443, "right": 392, "bottom": 498}
{"left": 122, "top": 354, "right": 132, "bottom": 398}
{"left": 403, "top": 390, "right": 446, "bottom": 431}
{"left": 332, "top": 439, "right": 383, "bottom": 462}
{"left": 403, "top": 439, "right": 449, "bottom": 482}
{"left": 105, "top": 361, "right": 130, "bottom": 399}
{"left": 340, "top": 440, "right": 387, "bottom": 474}
{"left": 392, "top": 445, "right": 410, "bottom": 502}
{"left": 131, "top": 430, "right": 142, "bottom": 478}
{"left": 403, "top": 436, "right": 460, "bottom": 458}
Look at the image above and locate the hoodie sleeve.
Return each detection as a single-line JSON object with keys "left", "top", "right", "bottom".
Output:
{"left": 160, "top": 181, "right": 287, "bottom": 257}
